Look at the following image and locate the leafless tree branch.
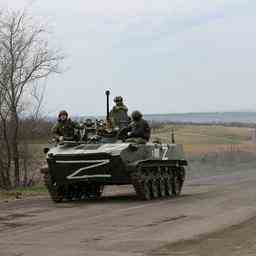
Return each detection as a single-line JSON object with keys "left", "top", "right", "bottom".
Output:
{"left": 0, "top": 9, "right": 64, "bottom": 187}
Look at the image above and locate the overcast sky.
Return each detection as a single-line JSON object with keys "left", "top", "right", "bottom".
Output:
{"left": 1, "top": 0, "right": 256, "bottom": 116}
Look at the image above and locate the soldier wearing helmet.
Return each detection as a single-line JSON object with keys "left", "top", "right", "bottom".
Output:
{"left": 52, "top": 110, "right": 81, "bottom": 142}
{"left": 109, "top": 96, "right": 129, "bottom": 129}
{"left": 125, "top": 110, "right": 151, "bottom": 143}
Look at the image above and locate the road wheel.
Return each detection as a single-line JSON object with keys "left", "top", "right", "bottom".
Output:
{"left": 95, "top": 185, "right": 104, "bottom": 198}
{"left": 142, "top": 180, "right": 152, "bottom": 200}
{"left": 44, "top": 173, "right": 64, "bottom": 203}
{"left": 172, "top": 174, "right": 182, "bottom": 196}
{"left": 158, "top": 179, "right": 166, "bottom": 197}
{"left": 87, "top": 185, "right": 104, "bottom": 199}
{"left": 165, "top": 177, "right": 172, "bottom": 196}
{"left": 151, "top": 179, "right": 159, "bottom": 199}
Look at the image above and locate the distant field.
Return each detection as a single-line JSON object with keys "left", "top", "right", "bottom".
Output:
{"left": 152, "top": 124, "right": 256, "bottom": 156}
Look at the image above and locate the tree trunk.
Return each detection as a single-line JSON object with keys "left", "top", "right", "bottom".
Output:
{"left": 0, "top": 159, "right": 11, "bottom": 189}
{"left": 13, "top": 142, "right": 20, "bottom": 187}
{"left": 0, "top": 117, "right": 12, "bottom": 189}
{"left": 23, "top": 141, "right": 29, "bottom": 187}
{"left": 11, "top": 110, "right": 20, "bottom": 187}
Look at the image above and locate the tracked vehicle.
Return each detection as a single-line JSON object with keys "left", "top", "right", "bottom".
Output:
{"left": 41, "top": 91, "right": 188, "bottom": 202}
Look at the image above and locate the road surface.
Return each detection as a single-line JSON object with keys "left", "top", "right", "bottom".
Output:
{"left": 1, "top": 168, "right": 256, "bottom": 256}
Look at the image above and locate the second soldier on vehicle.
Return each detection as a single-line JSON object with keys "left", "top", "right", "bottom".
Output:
{"left": 125, "top": 110, "right": 151, "bottom": 144}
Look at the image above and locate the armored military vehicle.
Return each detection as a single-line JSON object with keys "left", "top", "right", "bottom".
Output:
{"left": 41, "top": 91, "right": 188, "bottom": 202}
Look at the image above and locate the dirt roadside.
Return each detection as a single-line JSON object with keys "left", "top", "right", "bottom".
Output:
{"left": 1, "top": 169, "right": 256, "bottom": 256}
{"left": 150, "top": 216, "right": 256, "bottom": 256}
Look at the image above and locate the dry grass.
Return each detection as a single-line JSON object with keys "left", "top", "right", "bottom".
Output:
{"left": 0, "top": 185, "right": 47, "bottom": 201}
{"left": 152, "top": 124, "right": 255, "bottom": 156}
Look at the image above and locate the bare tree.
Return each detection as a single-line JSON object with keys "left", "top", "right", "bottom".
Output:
{"left": 0, "top": 9, "right": 63, "bottom": 187}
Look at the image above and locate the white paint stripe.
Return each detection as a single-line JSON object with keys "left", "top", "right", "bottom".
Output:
{"left": 67, "top": 174, "right": 112, "bottom": 179}
{"left": 66, "top": 159, "right": 110, "bottom": 180}
{"left": 56, "top": 160, "right": 109, "bottom": 164}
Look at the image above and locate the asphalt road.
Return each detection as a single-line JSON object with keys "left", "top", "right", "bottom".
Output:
{"left": 1, "top": 169, "right": 256, "bottom": 256}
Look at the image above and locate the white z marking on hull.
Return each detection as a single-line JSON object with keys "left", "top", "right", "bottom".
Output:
{"left": 56, "top": 159, "right": 111, "bottom": 180}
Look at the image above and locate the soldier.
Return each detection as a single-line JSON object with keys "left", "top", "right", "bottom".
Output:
{"left": 110, "top": 96, "right": 129, "bottom": 129}
{"left": 52, "top": 110, "right": 81, "bottom": 142}
{"left": 126, "top": 110, "right": 151, "bottom": 143}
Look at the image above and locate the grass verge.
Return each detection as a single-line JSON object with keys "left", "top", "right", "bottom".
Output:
{"left": 0, "top": 185, "right": 47, "bottom": 201}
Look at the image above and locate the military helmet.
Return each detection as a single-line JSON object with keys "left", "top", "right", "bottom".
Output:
{"left": 114, "top": 96, "right": 123, "bottom": 103}
{"left": 58, "top": 110, "right": 68, "bottom": 118}
{"left": 131, "top": 110, "right": 142, "bottom": 121}
{"left": 85, "top": 118, "right": 93, "bottom": 127}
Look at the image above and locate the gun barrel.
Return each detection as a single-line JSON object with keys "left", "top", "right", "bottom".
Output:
{"left": 105, "top": 90, "right": 110, "bottom": 121}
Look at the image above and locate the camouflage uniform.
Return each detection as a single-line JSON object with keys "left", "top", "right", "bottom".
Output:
{"left": 52, "top": 111, "right": 81, "bottom": 141}
{"left": 52, "top": 119, "right": 81, "bottom": 140}
{"left": 110, "top": 96, "right": 129, "bottom": 129}
{"left": 126, "top": 111, "right": 151, "bottom": 143}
